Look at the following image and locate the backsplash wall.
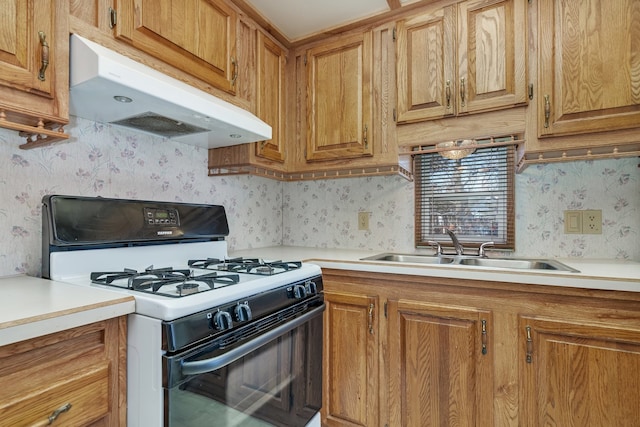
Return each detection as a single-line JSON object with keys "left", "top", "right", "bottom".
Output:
{"left": 0, "top": 117, "right": 283, "bottom": 277}
{"left": 1, "top": 116, "right": 638, "bottom": 278}
{"left": 282, "top": 158, "right": 639, "bottom": 260}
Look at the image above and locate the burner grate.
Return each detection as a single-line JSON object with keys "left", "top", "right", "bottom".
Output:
{"left": 91, "top": 266, "right": 240, "bottom": 298}
{"left": 188, "top": 257, "right": 302, "bottom": 275}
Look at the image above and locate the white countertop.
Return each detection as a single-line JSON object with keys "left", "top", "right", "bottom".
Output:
{"left": 230, "top": 246, "right": 640, "bottom": 293}
{"left": 0, "top": 275, "right": 135, "bottom": 346}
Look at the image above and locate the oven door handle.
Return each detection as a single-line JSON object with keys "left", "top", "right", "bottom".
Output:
{"left": 181, "top": 304, "right": 325, "bottom": 376}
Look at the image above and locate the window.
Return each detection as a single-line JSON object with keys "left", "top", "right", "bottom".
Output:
{"left": 414, "top": 141, "right": 515, "bottom": 250}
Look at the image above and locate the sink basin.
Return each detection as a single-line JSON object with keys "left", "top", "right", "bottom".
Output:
{"left": 361, "top": 253, "right": 579, "bottom": 272}
{"left": 456, "top": 257, "right": 579, "bottom": 272}
{"left": 362, "top": 253, "right": 456, "bottom": 264}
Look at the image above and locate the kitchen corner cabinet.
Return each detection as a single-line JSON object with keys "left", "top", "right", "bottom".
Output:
{"left": 208, "top": 26, "right": 288, "bottom": 178}
{"left": 322, "top": 268, "right": 640, "bottom": 426}
{"left": 322, "top": 290, "right": 379, "bottom": 427}
{"left": 395, "top": 0, "right": 527, "bottom": 124}
{"left": 114, "top": 0, "right": 238, "bottom": 94}
{"left": 0, "top": 0, "right": 69, "bottom": 148}
{"left": 305, "top": 32, "right": 374, "bottom": 161}
{"left": 537, "top": 0, "right": 640, "bottom": 137}
{"left": 0, "top": 317, "right": 127, "bottom": 426}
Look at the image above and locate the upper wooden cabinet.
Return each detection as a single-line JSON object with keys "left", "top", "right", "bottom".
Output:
{"left": 256, "top": 32, "right": 286, "bottom": 163}
{"left": 306, "top": 32, "right": 374, "bottom": 161}
{"left": 537, "top": 0, "right": 640, "bottom": 137}
{"left": 114, "top": 0, "right": 238, "bottom": 94}
{"left": 0, "top": 0, "right": 69, "bottom": 148}
{"left": 396, "top": 0, "right": 527, "bottom": 124}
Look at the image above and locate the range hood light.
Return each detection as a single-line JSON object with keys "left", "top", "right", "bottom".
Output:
{"left": 113, "top": 95, "right": 133, "bottom": 103}
{"left": 230, "top": 134, "right": 242, "bottom": 138}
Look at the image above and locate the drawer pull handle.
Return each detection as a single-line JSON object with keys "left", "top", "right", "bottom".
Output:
{"left": 48, "top": 403, "right": 72, "bottom": 425}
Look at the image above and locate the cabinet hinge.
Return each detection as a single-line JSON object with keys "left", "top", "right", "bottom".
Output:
{"left": 304, "top": 54, "right": 307, "bottom": 66}
{"left": 392, "top": 108, "right": 397, "bottom": 122}
{"left": 384, "top": 301, "right": 387, "bottom": 318}
{"left": 392, "top": 27, "right": 397, "bottom": 41}
{"left": 108, "top": 7, "right": 117, "bottom": 29}
{"left": 528, "top": 83, "right": 534, "bottom": 100}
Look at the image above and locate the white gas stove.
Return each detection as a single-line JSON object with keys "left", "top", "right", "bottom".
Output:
{"left": 42, "top": 195, "right": 323, "bottom": 427}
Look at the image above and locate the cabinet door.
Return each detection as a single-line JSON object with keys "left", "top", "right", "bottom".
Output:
{"left": 115, "top": 0, "right": 238, "bottom": 94}
{"left": 0, "top": 0, "right": 54, "bottom": 98}
{"left": 323, "top": 291, "right": 378, "bottom": 427}
{"left": 458, "top": 0, "right": 527, "bottom": 114}
{"left": 538, "top": 0, "right": 640, "bottom": 136}
{"left": 256, "top": 32, "right": 285, "bottom": 162}
{"left": 388, "top": 299, "right": 494, "bottom": 427}
{"left": 519, "top": 316, "right": 640, "bottom": 426}
{"left": 396, "top": 6, "right": 456, "bottom": 123}
{"left": 306, "top": 32, "right": 373, "bottom": 161}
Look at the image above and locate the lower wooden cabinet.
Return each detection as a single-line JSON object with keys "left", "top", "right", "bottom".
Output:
{"left": 323, "top": 291, "right": 379, "bottom": 427}
{"left": 322, "top": 268, "right": 640, "bottom": 426}
{"left": 387, "top": 299, "right": 494, "bottom": 426}
{"left": 0, "top": 317, "right": 127, "bottom": 427}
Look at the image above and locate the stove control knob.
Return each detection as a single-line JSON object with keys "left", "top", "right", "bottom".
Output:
{"left": 305, "top": 280, "right": 317, "bottom": 295}
{"left": 234, "top": 302, "right": 252, "bottom": 322}
{"left": 213, "top": 310, "right": 233, "bottom": 331}
{"left": 292, "top": 284, "right": 307, "bottom": 299}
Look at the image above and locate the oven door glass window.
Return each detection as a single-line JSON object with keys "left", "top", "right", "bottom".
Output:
{"left": 166, "top": 313, "right": 322, "bottom": 427}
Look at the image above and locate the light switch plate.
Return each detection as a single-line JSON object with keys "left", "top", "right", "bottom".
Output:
{"left": 564, "top": 210, "right": 582, "bottom": 234}
{"left": 358, "top": 212, "right": 370, "bottom": 231}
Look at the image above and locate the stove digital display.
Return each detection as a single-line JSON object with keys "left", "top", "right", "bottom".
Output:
{"left": 144, "top": 207, "right": 179, "bottom": 226}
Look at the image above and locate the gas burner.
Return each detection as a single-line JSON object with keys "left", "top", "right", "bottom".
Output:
{"left": 90, "top": 267, "right": 240, "bottom": 298}
{"left": 188, "top": 257, "right": 302, "bottom": 276}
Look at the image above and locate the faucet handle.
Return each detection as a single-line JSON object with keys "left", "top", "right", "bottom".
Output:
{"left": 479, "top": 241, "right": 495, "bottom": 257}
{"left": 427, "top": 240, "right": 443, "bottom": 255}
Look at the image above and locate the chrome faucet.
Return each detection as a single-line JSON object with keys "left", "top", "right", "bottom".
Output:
{"left": 445, "top": 229, "right": 464, "bottom": 255}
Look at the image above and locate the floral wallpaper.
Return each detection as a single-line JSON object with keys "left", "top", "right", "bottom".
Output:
{"left": 282, "top": 158, "right": 640, "bottom": 260}
{"left": 1, "top": 115, "right": 639, "bottom": 278}
{"left": 0, "top": 117, "right": 283, "bottom": 277}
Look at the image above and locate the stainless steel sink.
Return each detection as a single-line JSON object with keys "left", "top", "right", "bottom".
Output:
{"left": 456, "top": 257, "right": 579, "bottom": 272}
{"left": 361, "top": 253, "right": 579, "bottom": 272}
{"left": 362, "top": 253, "right": 456, "bottom": 264}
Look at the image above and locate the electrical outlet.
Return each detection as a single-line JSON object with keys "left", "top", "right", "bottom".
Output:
{"left": 583, "top": 209, "right": 602, "bottom": 234}
{"left": 358, "top": 212, "right": 370, "bottom": 231}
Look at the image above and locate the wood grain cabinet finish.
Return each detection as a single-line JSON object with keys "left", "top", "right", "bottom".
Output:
{"left": 322, "top": 291, "right": 379, "bottom": 427}
{"left": 519, "top": 316, "right": 640, "bottom": 426}
{"left": 114, "top": 0, "right": 238, "bottom": 94}
{"left": 396, "top": 0, "right": 527, "bottom": 124}
{"left": 0, "top": 0, "right": 69, "bottom": 147}
{"left": 537, "top": 0, "right": 640, "bottom": 137}
{"left": 256, "top": 32, "right": 286, "bottom": 162}
{"left": 322, "top": 268, "right": 640, "bottom": 427}
{"left": 0, "top": 317, "right": 127, "bottom": 426}
{"left": 387, "top": 300, "right": 494, "bottom": 426}
{"left": 305, "top": 32, "right": 374, "bottom": 161}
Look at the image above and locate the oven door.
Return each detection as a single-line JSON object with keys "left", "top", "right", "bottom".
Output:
{"left": 164, "top": 300, "right": 324, "bottom": 427}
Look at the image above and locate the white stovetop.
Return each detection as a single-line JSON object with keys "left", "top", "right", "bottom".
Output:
{"left": 231, "top": 246, "right": 640, "bottom": 293}
{"left": 48, "top": 241, "right": 322, "bottom": 320}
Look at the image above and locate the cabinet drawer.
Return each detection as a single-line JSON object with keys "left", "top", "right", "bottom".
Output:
{"left": 0, "top": 362, "right": 110, "bottom": 427}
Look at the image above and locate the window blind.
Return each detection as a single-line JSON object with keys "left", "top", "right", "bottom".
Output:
{"left": 414, "top": 144, "right": 515, "bottom": 249}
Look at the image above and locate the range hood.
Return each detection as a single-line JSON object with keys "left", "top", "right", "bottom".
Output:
{"left": 69, "top": 34, "right": 271, "bottom": 148}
